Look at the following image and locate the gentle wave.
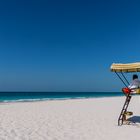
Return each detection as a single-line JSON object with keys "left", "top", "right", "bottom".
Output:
{"left": 1, "top": 97, "right": 89, "bottom": 103}
{"left": 0, "top": 92, "right": 124, "bottom": 103}
{"left": 0, "top": 95, "right": 123, "bottom": 103}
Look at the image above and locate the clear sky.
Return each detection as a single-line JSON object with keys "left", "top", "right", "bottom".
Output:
{"left": 0, "top": 0, "right": 140, "bottom": 92}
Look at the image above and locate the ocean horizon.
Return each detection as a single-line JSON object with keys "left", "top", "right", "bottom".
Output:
{"left": 0, "top": 92, "right": 124, "bottom": 102}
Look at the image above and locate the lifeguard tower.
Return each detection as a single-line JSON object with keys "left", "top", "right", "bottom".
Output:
{"left": 110, "top": 62, "right": 140, "bottom": 126}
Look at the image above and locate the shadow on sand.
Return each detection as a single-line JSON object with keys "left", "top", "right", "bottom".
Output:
{"left": 128, "top": 116, "right": 140, "bottom": 123}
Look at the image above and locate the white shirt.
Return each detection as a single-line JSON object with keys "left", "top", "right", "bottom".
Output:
{"left": 128, "top": 79, "right": 140, "bottom": 89}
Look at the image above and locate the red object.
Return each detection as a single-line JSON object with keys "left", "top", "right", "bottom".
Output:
{"left": 122, "top": 88, "right": 131, "bottom": 94}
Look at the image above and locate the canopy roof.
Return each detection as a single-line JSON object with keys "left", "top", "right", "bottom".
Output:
{"left": 110, "top": 62, "right": 140, "bottom": 72}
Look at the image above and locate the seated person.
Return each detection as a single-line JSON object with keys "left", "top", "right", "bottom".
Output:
{"left": 122, "top": 74, "right": 140, "bottom": 95}
{"left": 128, "top": 74, "right": 140, "bottom": 89}
{"left": 128, "top": 74, "right": 140, "bottom": 93}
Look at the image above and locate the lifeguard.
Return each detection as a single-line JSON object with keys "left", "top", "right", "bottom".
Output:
{"left": 110, "top": 62, "right": 140, "bottom": 126}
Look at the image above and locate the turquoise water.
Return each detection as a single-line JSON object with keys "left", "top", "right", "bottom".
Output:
{"left": 0, "top": 92, "right": 123, "bottom": 102}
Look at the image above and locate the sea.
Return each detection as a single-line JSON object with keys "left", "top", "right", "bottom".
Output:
{"left": 0, "top": 92, "right": 123, "bottom": 102}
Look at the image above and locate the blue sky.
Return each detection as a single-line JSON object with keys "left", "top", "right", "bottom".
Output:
{"left": 0, "top": 0, "right": 140, "bottom": 91}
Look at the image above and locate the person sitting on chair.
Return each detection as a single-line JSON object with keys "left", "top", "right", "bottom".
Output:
{"left": 122, "top": 74, "right": 140, "bottom": 95}
{"left": 128, "top": 74, "right": 140, "bottom": 93}
{"left": 129, "top": 74, "right": 140, "bottom": 89}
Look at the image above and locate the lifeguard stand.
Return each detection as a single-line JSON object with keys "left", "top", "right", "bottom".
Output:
{"left": 110, "top": 62, "right": 140, "bottom": 126}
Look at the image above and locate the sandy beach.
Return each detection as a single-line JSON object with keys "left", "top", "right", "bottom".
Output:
{"left": 0, "top": 96, "right": 140, "bottom": 140}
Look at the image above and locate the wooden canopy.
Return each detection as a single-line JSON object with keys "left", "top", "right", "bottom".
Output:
{"left": 110, "top": 62, "right": 140, "bottom": 72}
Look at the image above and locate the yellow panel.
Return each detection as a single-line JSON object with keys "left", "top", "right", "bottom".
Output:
{"left": 110, "top": 62, "right": 140, "bottom": 72}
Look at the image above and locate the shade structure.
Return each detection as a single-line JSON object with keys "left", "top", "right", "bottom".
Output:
{"left": 110, "top": 62, "right": 140, "bottom": 72}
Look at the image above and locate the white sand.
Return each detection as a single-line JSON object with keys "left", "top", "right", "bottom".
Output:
{"left": 0, "top": 96, "right": 140, "bottom": 140}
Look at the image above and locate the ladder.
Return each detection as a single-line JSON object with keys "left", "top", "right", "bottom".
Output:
{"left": 118, "top": 94, "right": 132, "bottom": 126}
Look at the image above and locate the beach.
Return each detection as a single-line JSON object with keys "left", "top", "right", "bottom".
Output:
{"left": 0, "top": 96, "right": 140, "bottom": 140}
